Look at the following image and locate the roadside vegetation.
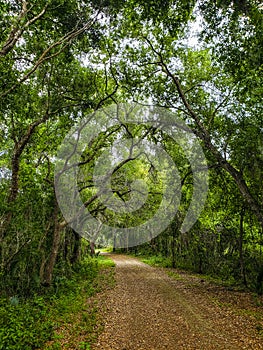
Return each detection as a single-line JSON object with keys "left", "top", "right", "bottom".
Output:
{"left": 0, "top": 0, "right": 262, "bottom": 347}
{"left": 0, "top": 255, "right": 115, "bottom": 350}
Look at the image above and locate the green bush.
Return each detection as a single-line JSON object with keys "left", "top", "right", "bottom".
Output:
{"left": 142, "top": 255, "right": 173, "bottom": 268}
{"left": 0, "top": 297, "right": 53, "bottom": 350}
{"left": 0, "top": 257, "right": 101, "bottom": 350}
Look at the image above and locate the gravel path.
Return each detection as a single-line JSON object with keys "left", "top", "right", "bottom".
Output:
{"left": 92, "top": 254, "right": 263, "bottom": 350}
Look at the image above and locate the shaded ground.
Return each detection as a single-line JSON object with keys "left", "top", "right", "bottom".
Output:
{"left": 92, "top": 254, "right": 263, "bottom": 350}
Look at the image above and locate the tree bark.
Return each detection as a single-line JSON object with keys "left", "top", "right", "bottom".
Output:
{"left": 239, "top": 207, "right": 247, "bottom": 286}
{"left": 42, "top": 200, "right": 62, "bottom": 286}
{"left": 0, "top": 2, "right": 48, "bottom": 57}
{"left": 71, "top": 231, "right": 81, "bottom": 264}
{"left": 90, "top": 241, "right": 96, "bottom": 257}
{"left": 0, "top": 115, "right": 50, "bottom": 240}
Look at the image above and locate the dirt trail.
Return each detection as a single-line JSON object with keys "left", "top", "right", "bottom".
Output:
{"left": 92, "top": 254, "right": 263, "bottom": 350}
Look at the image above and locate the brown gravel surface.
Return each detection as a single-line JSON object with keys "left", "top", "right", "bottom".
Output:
{"left": 92, "top": 253, "right": 263, "bottom": 350}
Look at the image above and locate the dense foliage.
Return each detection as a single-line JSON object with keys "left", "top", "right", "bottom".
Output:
{"left": 0, "top": 256, "right": 102, "bottom": 350}
{"left": 0, "top": 0, "right": 262, "bottom": 312}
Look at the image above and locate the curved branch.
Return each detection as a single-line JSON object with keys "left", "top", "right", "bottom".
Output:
{"left": 144, "top": 37, "right": 263, "bottom": 230}
{"left": 0, "top": 2, "right": 48, "bottom": 57}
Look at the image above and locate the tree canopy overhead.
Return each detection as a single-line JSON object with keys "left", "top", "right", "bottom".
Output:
{"left": 0, "top": 0, "right": 262, "bottom": 295}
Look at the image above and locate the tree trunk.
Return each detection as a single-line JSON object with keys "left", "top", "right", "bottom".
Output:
{"left": 42, "top": 200, "right": 62, "bottom": 286}
{"left": 113, "top": 234, "right": 116, "bottom": 252}
{"left": 71, "top": 231, "right": 81, "bottom": 264}
{"left": 0, "top": 153, "right": 20, "bottom": 242}
{"left": 0, "top": 116, "right": 49, "bottom": 241}
{"left": 90, "top": 241, "right": 95, "bottom": 257}
{"left": 171, "top": 233, "right": 176, "bottom": 268}
{"left": 239, "top": 207, "right": 247, "bottom": 286}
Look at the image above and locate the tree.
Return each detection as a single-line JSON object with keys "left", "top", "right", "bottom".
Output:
{"left": 102, "top": 3, "right": 263, "bottom": 231}
{"left": 0, "top": 0, "right": 196, "bottom": 293}
{"left": 90, "top": 0, "right": 262, "bottom": 288}
{"left": 0, "top": 0, "right": 116, "bottom": 291}
{"left": 1, "top": 0, "right": 262, "bottom": 293}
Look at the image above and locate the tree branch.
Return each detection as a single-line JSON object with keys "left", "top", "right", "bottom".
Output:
{"left": 0, "top": 12, "right": 100, "bottom": 97}
{"left": 144, "top": 37, "right": 263, "bottom": 229}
